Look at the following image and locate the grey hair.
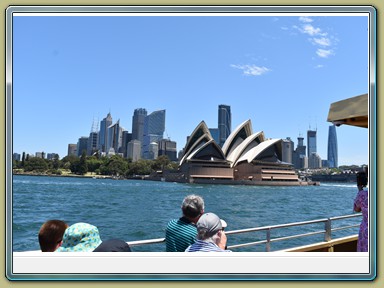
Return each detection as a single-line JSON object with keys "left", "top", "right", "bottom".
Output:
{"left": 197, "top": 229, "right": 220, "bottom": 242}
{"left": 181, "top": 194, "right": 204, "bottom": 218}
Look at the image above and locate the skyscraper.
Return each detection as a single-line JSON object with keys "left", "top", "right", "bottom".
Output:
{"left": 107, "top": 120, "right": 123, "bottom": 154}
{"left": 307, "top": 129, "right": 317, "bottom": 157}
{"left": 132, "top": 108, "right": 147, "bottom": 143}
{"left": 218, "top": 104, "right": 231, "bottom": 147}
{"left": 77, "top": 136, "right": 89, "bottom": 156}
{"left": 327, "top": 125, "right": 338, "bottom": 168}
{"left": 142, "top": 109, "right": 166, "bottom": 159}
{"left": 99, "top": 113, "right": 112, "bottom": 152}
{"left": 282, "top": 137, "right": 294, "bottom": 164}
{"left": 293, "top": 136, "right": 307, "bottom": 169}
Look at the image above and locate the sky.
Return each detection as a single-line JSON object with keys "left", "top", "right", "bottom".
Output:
{"left": 12, "top": 11, "right": 371, "bottom": 166}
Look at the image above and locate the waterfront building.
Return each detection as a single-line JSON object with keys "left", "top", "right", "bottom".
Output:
{"left": 142, "top": 109, "right": 166, "bottom": 159}
{"left": 158, "top": 139, "right": 177, "bottom": 161}
{"left": 67, "top": 144, "right": 77, "bottom": 156}
{"left": 282, "top": 137, "right": 294, "bottom": 164}
{"left": 99, "top": 113, "right": 112, "bottom": 153}
{"left": 293, "top": 136, "right": 306, "bottom": 169}
{"left": 107, "top": 120, "right": 123, "bottom": 155}
{"left": 307, "top": 129, "right": 317, "bottom": 157}
{"left": 327, "top": 125, "right": 338, "bottom": 168}
{"left": 122, "top": 131, "right": 133, "bottom": 158}
{"left": 148, "top": 142, "right": 159, "bottom": 160}
{"left": 218, "top": 104, "right": 231, "bottom": 147}
{"left": 308, "top": 152, "right": 322, "bottom": 169}
{"left": 87, "top": 131, "right": 99, "bottom": 156}
{"left": 127, "top": 140, "right": 141, "bottom": 162}
{"left": 77, "top": 137, "right": 89, "bottom": 156}
{"left": 161, "top": 119, "right": 301, "bottom": 185}
{"left": 132, "top": 108, "right": 147, "bottom": 144}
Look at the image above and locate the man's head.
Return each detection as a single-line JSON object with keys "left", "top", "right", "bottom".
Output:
{"left": 196, "top": 212, "right": 224, "bottom": 241}
{"left": 181, "top": 194, "right": 204, "bottom": 220}
{"left": 38, "top": 220, "right": 68, "bottom": 252}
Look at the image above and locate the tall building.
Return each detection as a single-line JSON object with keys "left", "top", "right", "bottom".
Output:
{"left": 293, "top": 136, "right": 307, "bottom": 169}
{"left": 122, "top": 131, "right": 132, "bottom": 158}
{"left": 282, "top": 137, "right": 294, "bottom": 164}
{"left": 107, "top": 120, "right": 123, "bottom": 155}
{"left": 307, "top": 129, "right": 317, "bottom": 157}
{"left": 132, "top": 108, "right": 147, "bottom": 142}
{"left": 99, "top": 113, "right": 112, "bottom": 153}
{"left": 77, "top": 137, "right": 89, "bottom": 156}
{"left": 309, "top": 152, "right": 322, "bottom": 169}
{"left": 142, "top": 109, "right": 166, "bottom": 159}
{"left": 67, "top": 144, "right": 77, "bottom": 156}
{"left": 218, "top": 104, "right": 231, "bottom": 147}
{"left": 127, "top": 140, "right": 141, "bottom": 162}
{"left": 327, "top": 125, "right": 338, "bottom": 168}
{"left": 87, "top": 131, "right": 99, "bottom": 156}
{"left": 158, "top": 139, "right": 177, "bottom": 161}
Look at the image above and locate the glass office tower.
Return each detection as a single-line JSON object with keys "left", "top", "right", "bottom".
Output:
{"left": 218, "top": 104, "right": 231, "bottom": 147}
{"left": 307, "top": 129, "right": 317, "bottom": 157}
{"left": 327, "top": 125, "right": 338, "bottom": 168}
{"left": 142, "top": 109, "right": 166, "bottom": 159}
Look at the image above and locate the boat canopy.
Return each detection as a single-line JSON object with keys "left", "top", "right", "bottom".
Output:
{"left": 327, "top": 93, "right": 368, "bottom": 128}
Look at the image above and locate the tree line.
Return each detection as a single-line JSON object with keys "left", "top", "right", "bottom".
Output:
{"left": 13, "top": 151, "right": 179, "bottom": 178}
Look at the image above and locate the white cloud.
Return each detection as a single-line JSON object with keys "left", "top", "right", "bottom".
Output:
{"left": 316, "top": 49, "right": 333, "bottom": 58}
{"left": 301, "top": 24, "right": 323, "bottom": 36}
{"left": 311, "top": 37, "right": 331, "bottom": 47}
{"left": 315, "top": 64, "right": 324, "bottom": 69}
{"left": 299, "top": 16, "right": 313, "bottom": 23}
{"left": 231, "top": 64, "right": 271, "bottom": 76}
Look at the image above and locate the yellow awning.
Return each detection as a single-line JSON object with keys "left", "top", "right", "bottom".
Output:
{"left": 327, "top": 93, "right": 368, "bottom": 128}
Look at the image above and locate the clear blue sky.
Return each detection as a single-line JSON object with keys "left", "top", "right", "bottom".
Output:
{"left": 12, "top": 12, "right": 370, "bottom": 166}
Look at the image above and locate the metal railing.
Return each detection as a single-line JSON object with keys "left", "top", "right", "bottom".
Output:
{"left": 127, "top": 213, "right": 362, "bottom": 252}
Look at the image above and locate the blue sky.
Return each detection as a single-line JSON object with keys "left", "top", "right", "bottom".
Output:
{"left": 12, "top": 12, "right": 370, "bottom": 165}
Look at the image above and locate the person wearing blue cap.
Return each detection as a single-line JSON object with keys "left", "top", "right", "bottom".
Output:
{"left": 185, "top": 212, "right": 231, "bottom": 252}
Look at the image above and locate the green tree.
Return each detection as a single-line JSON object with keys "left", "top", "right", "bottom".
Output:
{"left": 152, "top": 155, "right": 170, "bottom": 171}
{"left": 78, "top": 151, "right": 88, "bottom": 175}
{"left": 24, "top": 157, "right": 48, "bottom": 172}
{"left": 87, "top": 156, "right": 102, "bottom": 173}
{"left": 126, "top": 159, "right": 152, "bottom": 176}
{"left": 109, "top": 158, "right": 128, "bottom": 176}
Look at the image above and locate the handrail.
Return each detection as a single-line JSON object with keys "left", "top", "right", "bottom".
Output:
{"left": 126, "top": 213, "right": 362, "bottom": 251}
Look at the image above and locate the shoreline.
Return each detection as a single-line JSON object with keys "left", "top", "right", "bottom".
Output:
{"left": 12, "top": 171, "right": 117, "bottom": 180}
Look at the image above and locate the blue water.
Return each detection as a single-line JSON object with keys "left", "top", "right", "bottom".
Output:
{"left": 11, "top": 175, "right": 361, "bottom": 252}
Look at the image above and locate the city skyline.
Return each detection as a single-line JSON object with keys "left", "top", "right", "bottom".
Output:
{"left": 12, "top": 11, "right": 370, "bottom": 166}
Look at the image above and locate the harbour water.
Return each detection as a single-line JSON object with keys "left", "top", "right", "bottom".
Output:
{"left": 11, "top": 175, "right": 361, "bottom": 252}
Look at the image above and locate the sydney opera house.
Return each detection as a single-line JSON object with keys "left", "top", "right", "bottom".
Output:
{"left": 154, "top": 120, "right": 314, "bottom": 186}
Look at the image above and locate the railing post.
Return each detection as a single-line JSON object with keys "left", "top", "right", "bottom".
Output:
{"left": 266, "top": 228, "right": 271, "bottom": 252}
{"left": 324, "top": 218, "right": 332, "bottom": 242}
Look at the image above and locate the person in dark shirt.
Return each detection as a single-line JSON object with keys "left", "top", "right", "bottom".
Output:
{"left": 165, "top": 194, "right": 204, "bottom": 252}
{"left": 93, "top": 239, "right": 131, "bottom": 252}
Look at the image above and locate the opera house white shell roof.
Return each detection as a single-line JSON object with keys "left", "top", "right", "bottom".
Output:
{"left": 180, "top": 119, "right": 283, "bottom": 167}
